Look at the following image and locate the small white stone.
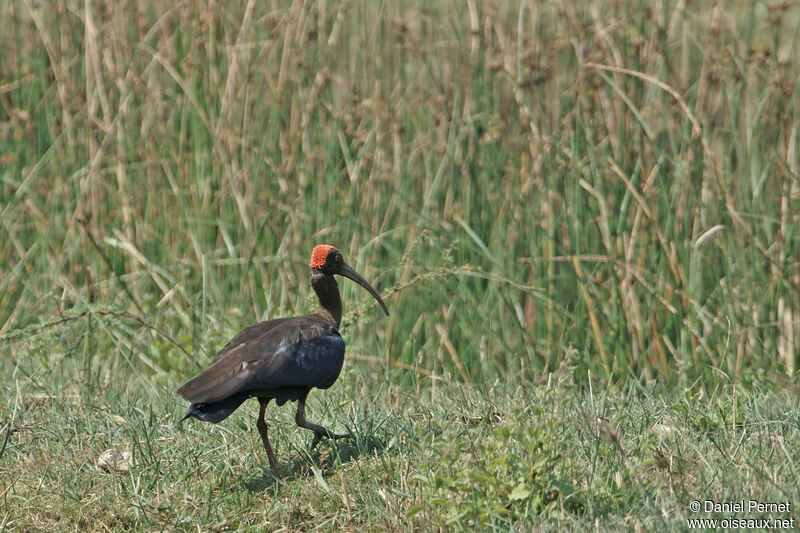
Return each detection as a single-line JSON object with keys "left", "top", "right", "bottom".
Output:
{"left": 651, "top": 415, "right": 678, "bottom": 438}
{"left": 97, "top": 448, "right": 134, "bottom": 473}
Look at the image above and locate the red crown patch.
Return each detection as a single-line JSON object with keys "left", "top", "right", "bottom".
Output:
{"left": 309, "top": 244, "right": 336, "bottom": 269}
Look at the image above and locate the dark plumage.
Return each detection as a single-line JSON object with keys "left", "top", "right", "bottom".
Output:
{"left": 178, "top": 245, "right": 389, "bottom": 469}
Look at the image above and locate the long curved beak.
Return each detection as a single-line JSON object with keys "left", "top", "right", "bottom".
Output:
{"left": 339, "top": 263, "right": 390, "bottom": 316}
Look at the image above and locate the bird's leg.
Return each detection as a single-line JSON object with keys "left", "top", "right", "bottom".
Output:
{"left": 295, "top": 394, "right": 352, "bottom": 449}
{"left": 256, "top": 398, "right": 278, "bottom": 470}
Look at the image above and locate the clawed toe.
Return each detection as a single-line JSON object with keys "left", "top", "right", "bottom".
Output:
{"left": 311, "top": 430, "right": 353, "bottom": 448}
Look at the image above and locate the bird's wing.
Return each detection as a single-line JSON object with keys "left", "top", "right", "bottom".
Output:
{"left": 207, "top": 317, "right": 291, "bottom": 366}
{"left": 177, "top": 317, "right": 345, "bottom": 404}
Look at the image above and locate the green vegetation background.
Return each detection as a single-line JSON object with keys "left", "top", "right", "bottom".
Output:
{"left": 1, "top": 0, "right": 799, "bottom": 530}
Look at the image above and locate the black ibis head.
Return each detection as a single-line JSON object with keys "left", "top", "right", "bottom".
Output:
{"left": 309, "top": 245, "right": 389, "bottom": 316}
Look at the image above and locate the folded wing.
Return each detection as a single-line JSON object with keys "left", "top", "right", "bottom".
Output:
{"left": 177, "top": 316, "right": 345, "bottom": 406}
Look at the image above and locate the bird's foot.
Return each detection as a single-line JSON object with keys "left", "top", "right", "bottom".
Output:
{"left": 311, "top": 430, "right": 353, "bottom": 449}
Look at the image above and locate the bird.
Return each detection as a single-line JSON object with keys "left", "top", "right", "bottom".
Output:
{"left": 177, "top": 244, "right": 389, "bottom": 470}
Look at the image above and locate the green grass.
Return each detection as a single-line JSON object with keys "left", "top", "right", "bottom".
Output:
{"left": 4, "top": 327, "right": 800, "bottom": 531}
{"left": 1, "top": 0, "right": 800, "bottom": 530}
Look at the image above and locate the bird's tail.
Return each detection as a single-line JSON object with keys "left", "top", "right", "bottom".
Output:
{"left": 181, "top": 392, "right": 250, "bottom": 424}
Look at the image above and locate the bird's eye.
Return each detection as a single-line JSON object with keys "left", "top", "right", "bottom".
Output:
{"left": 335, "top": 254, "right": 341, "bottom": 262}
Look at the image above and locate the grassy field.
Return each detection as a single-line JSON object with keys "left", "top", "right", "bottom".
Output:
{"left": 2, "top": 0, "right": 800, "bottom": 530}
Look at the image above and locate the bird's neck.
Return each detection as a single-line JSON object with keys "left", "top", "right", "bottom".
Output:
{"left": 310, "top": 270, "right": 342, "bottom": 328}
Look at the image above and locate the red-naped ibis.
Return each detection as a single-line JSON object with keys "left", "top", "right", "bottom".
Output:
{"left": 178, "top": 245, "right": 389, "bottom": 469}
